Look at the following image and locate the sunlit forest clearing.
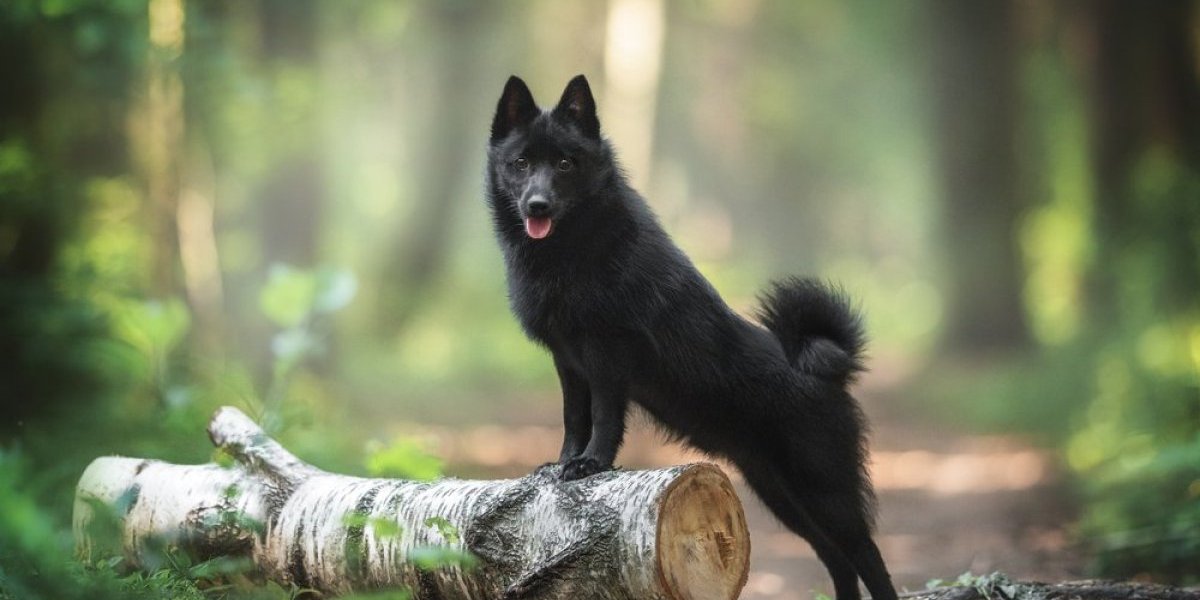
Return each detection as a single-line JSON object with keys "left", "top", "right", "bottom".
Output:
{"left": 2, "top": 1, "right": 1198, "bottom": 599}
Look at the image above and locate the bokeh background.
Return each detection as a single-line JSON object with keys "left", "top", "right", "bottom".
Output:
{"left": 2, "top": 0, "right": 1198, "bottom": 598}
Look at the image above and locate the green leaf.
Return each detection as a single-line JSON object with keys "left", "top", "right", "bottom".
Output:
{"left": 112, "top": 299, "right": 191, "bottom": 358}
{"left": 407, "top": 546, "right": 477, "bottom": 571}
{"left": 188, "top": 556, "right": 254, "bottom": 580}
{"left": 342, "top": 511, "right": 370, "bottom": 529}
{"left": 40, "top": 0, "right": 76, "bottom": 18}
{"left": 211, "top": 447, "right": 236, "bottom": 469}
{"left": 369, "top": 517, "right": 403, "bottom": 539}
{"left": 340, "top": 589, "right": 413, "bottom": 600}
{"left": 271, "top": 328, "right": 321, "bottom": 363}
{"left": 422, "top": 516, "right": 459, "bottom": 545}
{"left": 259, "top": 264, "right": 318, "bottom": 328}
{"left": 344, "top": 512, "right": 404, "bottom": 539}
{"left": 313, "top": 268, "right": 358, "bottom": 314}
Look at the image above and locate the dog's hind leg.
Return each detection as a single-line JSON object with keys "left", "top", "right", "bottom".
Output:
{"left": 850, "top": 538, "right": 896, "bottom": 600}
{"left": 739, "top": 462, "right": 862, "bottom": 600}
{"left": 801, "top": 493, "right": 897, "bottom": 600}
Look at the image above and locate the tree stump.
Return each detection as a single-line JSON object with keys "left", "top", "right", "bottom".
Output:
{"left": 73, "top": 407, "right": 750, "bottom": 599}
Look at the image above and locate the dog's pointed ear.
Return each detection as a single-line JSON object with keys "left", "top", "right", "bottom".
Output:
{"left": 552, "top": 74, "right": 600, "bottom": 140}
{"left": 491, "top": 76, "right": 539, "bottom": 143}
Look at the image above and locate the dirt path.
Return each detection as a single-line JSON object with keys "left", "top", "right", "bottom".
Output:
{"left": 397, "top": 385, "right": 1086, "bottom": 598}
{"left": 737, "top": 420, "right": 1084, "bottom": 598}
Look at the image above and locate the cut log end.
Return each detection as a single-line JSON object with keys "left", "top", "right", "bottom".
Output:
{"left": 655, "top": 464, "right": 750, "bottom": 600}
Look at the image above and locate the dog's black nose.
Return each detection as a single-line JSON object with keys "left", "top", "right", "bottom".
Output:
{"left": 526, "top": 195, "right": 551, "bottom": 217}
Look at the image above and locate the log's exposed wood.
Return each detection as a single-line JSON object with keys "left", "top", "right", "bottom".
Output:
{"left": 73, "top": 406, "right": 750, "bottom": 599}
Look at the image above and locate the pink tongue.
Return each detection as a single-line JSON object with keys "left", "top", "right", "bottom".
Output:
{"left": 525, "top": 217, "right": 552, "bottom": 239}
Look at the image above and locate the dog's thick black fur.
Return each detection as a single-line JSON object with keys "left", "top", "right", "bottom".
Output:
{"left": 485, "top": 74, "right": 897, "bottom": 600}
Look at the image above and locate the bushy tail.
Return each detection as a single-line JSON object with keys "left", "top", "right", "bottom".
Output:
{"left": 756, "top": 277, "right": 866, "bottom": 384}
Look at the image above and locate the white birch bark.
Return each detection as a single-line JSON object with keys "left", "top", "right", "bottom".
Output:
{"left": 74, "top": 406, "right": 749, "bottom": 600}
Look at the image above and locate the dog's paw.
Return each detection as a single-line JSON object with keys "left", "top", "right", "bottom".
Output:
{"left": 560, "top": 456, "right": 608, "bottom": 481}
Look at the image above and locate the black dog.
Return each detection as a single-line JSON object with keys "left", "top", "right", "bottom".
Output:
{"left": 485, "top": 74, "right": 897, "bottom": 600}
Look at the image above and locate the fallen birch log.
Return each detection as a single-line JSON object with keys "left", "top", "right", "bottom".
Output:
{"left": 73, "top": 406, "right": 750, "bottom": 599}
{"left": 900, "top": 574, "right": 1200, "bottom": 600}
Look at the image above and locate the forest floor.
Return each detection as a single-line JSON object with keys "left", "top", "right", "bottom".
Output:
{"left": 396, "top": 371, "right": 1087, "bottom": 599}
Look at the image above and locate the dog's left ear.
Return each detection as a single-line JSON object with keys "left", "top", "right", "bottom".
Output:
{"left": 552, "top": 74, "right": 600, "bottom": 140}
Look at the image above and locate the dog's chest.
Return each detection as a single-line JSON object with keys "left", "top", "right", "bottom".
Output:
{"left": 509, "top": 271, "right": 577, "bottom": 337}
{"left": 507, "top": 262, "right": 621, "bottom": 342}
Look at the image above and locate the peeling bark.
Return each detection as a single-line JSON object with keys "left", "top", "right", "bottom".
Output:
{"left": 74, "top": 407, "right": 750, "bottom": 599}
{"left": 904, "top": 578, "right": 1200, "bottom": 600}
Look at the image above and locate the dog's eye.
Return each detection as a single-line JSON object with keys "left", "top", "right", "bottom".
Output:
{"left": 513, "top": 157, "right": 529, "bottom": 171}
{"left": 556, "top": 158, "right": 573, "bottom": 172}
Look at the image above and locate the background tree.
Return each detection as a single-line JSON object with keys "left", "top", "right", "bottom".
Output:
{"left": 926, "top": 0, "right": 1030, "bottom": 353}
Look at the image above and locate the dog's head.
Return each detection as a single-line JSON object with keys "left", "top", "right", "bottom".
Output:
{"left": 487, "top": 75, "right": 610, "bottom": 241}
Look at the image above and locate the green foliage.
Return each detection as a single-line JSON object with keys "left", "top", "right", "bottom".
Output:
{"left": 364, "top": 438, "right": 444, "bottom": 481}
{"left": 422, "top": 517, "right": 460, "bottom": 546}
{"left": 924, "top": 571, "right": 1025, "bottom": 600}
{"left": 1065, "top": 333, "right": 1200, "bottom": 581}
{"left": 406, "top": 518, "right": 477, "bottom": 570}
{"left": 0, "top": 450, "right": 211, "bottom": 600}
{"left": 340, "top": 590, "right": 412, "bottom": 600}
{"left": 341, "top": 512, "right": 404, "bottom": 540}
{"left": 925, "top": 324, "right": 1200, "bottom": 582}
{"left": 259, "top": 264, "right": 357, "bottom": 329}
{"left": 256, "top": 264, "right": 358, "bottom": 432}
{"left": 369, "top": 517, "right": 404, "bottom": 540}
{"left": 338, "top": 510, "right": 474, "bottom": 578}
{"left": 0, "top": 260, "right": 464, "bottom": 598}
{"left": 406, "top": 546, "right": 477, "bottom": 571}
{"left": 112, "top": 299, "right": 191, "bottom": 361}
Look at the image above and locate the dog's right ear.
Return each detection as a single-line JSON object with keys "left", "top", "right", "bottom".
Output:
{"left": 491, "top": 76, "right": 539, "bottom": 143}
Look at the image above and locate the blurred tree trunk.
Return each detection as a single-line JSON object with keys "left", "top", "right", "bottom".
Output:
{"left": 167, "top": 1, "right": 226, "bottom": 354}
{"left": 176, "top": 137, "right": 225, "bottom": 353}
{"left": 258, "top": 0, "right": 322, "bottom": 270}
{"left": 181, "top": 0, "right": 327, "bottom": 378}
{"left": 1083, "top": 0, "right": 1200, "bottom": 320}
{"left": 131, "top": 0, "right": 188, "bottom": 298}
{"left": 375, "top": 2, "right": 493, "bottom": 339}
{"left": 672, "top": 3, "right": 763, "bottom": 263}
{"left": 927, "top": 0, "right": 1030, "bottom": 353}
{"left": 602, "top": 0, "right": 666, "bottom": 192}
{"left": 254, "top": 0, "right": 332, "bottom": 378}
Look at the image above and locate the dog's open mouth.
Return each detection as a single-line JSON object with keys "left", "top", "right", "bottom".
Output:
{"left": 524, "top": 217, "right": 553, "bottom": 239}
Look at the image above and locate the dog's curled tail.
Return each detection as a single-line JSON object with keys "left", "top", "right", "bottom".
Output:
{"left": 756, "top": 277, "right": 866, "bottom": 385}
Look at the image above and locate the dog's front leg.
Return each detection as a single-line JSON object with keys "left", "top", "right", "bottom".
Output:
{"left": 554, "top": 355, "right": 592, "bottom": 464}
{"left": 561, "top": 376, "right": 628, "bottom": 481}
